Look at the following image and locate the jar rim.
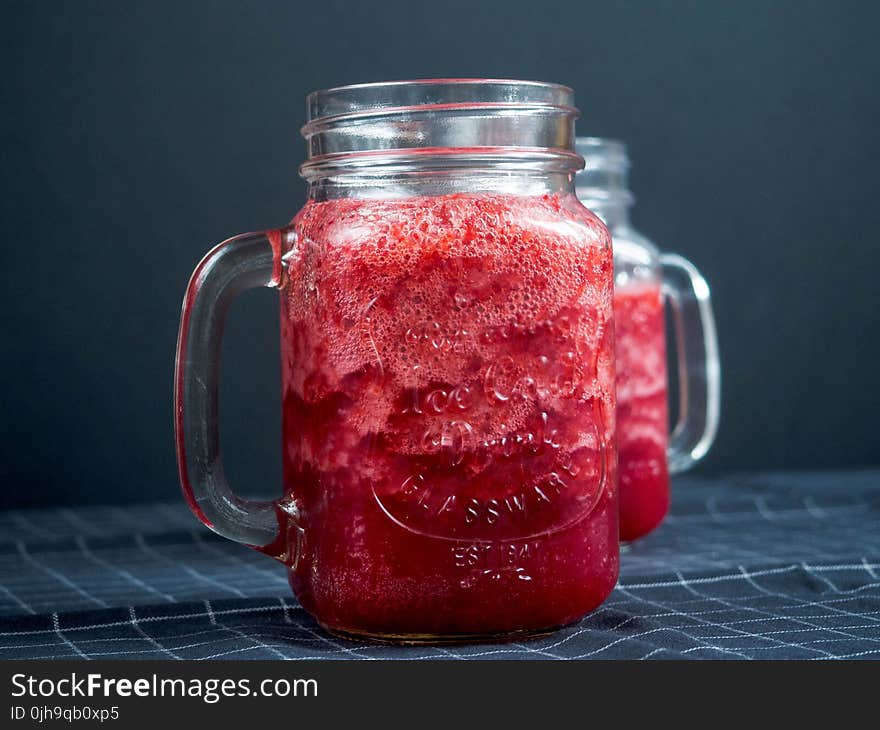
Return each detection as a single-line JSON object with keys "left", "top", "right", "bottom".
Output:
{"left": 300, "top": 79, "right": 581, "bottom": 175}
{"left": 305, "top": 78, "right": 576, "bottom": 126}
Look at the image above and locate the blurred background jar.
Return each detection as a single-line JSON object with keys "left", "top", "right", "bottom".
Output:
{"left": 575, "top": 137, "right": 721, "bottom": 542}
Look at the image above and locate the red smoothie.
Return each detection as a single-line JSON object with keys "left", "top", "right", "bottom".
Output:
{"left": 613, "top": 282, "right": 669, "bottom": 541}
{"left": 276, "top": 192, "right": 618, "bottom": 640}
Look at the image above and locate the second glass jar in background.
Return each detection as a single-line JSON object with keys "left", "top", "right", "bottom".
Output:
{"left": 575, "top": 137, "right": 720, "bottom": 542}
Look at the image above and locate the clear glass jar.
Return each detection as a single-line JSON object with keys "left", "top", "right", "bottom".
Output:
{"left": 575, "top": 137, "right": 720, "bottom": 542}
{"left": 175, "top": 81, "right": 619, "bottom": 643}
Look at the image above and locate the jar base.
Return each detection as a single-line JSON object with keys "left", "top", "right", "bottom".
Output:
{"left": 319, "top": 622, "right": 568, "bottom": 646}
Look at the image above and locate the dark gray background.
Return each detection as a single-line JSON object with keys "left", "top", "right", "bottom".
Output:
{"left": 1, "top": 1, "right": 877, "bottom": 509}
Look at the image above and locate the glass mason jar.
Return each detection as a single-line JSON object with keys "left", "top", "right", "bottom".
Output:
{"left": 175, "top": 80, "right": 619, "bottom": 643}
{"left": 575, "top": 137, "right": 720, "bottom": 542}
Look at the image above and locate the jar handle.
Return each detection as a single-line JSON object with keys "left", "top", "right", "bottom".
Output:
{"left": 174, "top": 231, "right": 287, "bottom": 552}
{"left": 659, "top": 253, "right": 721, "bottom": 473}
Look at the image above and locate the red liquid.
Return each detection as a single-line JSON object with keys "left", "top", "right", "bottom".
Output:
{"left": 277, "top": 193, "right": 618, "bottom": 639}
{"left": 613, "top": 283, "right": 669, "bottom": 541}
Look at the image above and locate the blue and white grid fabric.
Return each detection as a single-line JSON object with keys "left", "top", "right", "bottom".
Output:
{"left": 0, "top": 471, "right": 878, "bottom": 660}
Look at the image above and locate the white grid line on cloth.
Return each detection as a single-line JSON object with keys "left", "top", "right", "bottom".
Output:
{"left": 754, "top": 496, "right": 781, "bottom": 522}
{"left": 806, "top": 577, "right": 880, "bottom": 597}
{"left": 506, "top": 617, "right": 630, "bottom": 656}
{"left": 206, "top": 599, "right": 289, "bottom": 661}
{"left": 657, "top": 570, "right": 879, "bottom": 651}
{"left": 17, "top": 633, "right": 350, "bottom": 662}
{"left": 75, "top": 536, "right": 177, "bottom": 604}
{"left": 668, "top": 571, "right": 835, "bottom": 658}
{"left": 740, "top": 565, "right": 880, "bottom": 629}
{"left": 641, "top": 647, "right": 666, "bottom": 659}
{"left": 424, "top": 643, "right": 467, "bottom": 660}
{"left": 189, "top": 531, "right": 288, "bottom": 587}
{"left": 24, "top": 616, "right": 356, "bottom": 659}
{"left": 109, "top": 506, "right": 155, "bottom": 531}
{"left": 12, "top": 587, "right": 870, "bottom": 641}
{"left": 6, "top": 604, "right": 880, "bottom": 653}
{"left": 257, "top": 596, "right": 399, "bottom": 659}
{"left": 620, "top": 601, "right": 750, "bottom": 659}
{"left": 684, "top": 623, "right": 880, "bottom": 640}
{"left": 619, "top": 562, "right": 880, "bottom": 589}
{"left": 184, "top": 646, "right": 328, "bottom": 662}
{"left": 704, "top": 496, "right": 732, "bottom": 524}
{"left": 3, "top": 594, "right": 878, "bottom": 661}
{"left": 22, "top": 615, "right": 880, "bottom": 662}
{"left": 3, "top": 556, "right": 876, "bottom": 640}
{"left": 813, "top": 648, "right": 880, "bottom": 660}
{"left": 610, "top": 587, "right": 755, "bottom": 660}
{"left": 134, "top": 534, "right": 247, "bottom": 599}
{"left": 569, "top": 623, "right": 675, "bottom": 659}
{"left": 51, "top": 613, "right": 89, "bottom": 660}
{"left": 248, "top": 612, "right": 380, "bottom": 662}
{"left": 278, "top": 596, "right": 292, "bottom": 624}
{"left": 129, "top": 606, "right": 181, "bottom": 660}
{"left": 12, "top": 617, "right": 873, "bottom": 658}
{"left": 206, "top": 600, "right": 386, "bottom": 661}
{"left": 0, "top": 472, "right": 876, "bottom": 660}
{"left": 804, "top": 496, "right": 829, "bottom": 519}
{"left": 802, "top": 562, "right": 880, "bottom": 596}
{"left": 16, "top": 540, "right": 109, "bottom": 609}
{"left": 663, "top": 501, "right": 874, "bottom": 525}
{"left": 603, "top": 590, "right": 880, "bottom": 614}
{"left": 460, "top": 601, "right": 849, "bottom": 661}
{"left": 389, "top": 621, "right": 770, "bottom": 660}
{"left": 0, "top": 622, "right": 363, "bottom": 653}
{"left": 572, "top": 627, "right": 750, "bottom": 660}
{"left": 679, "top": 645, "right": 755, "bottom": 656}
{"left": 0, "top": 602, "right": 299, "bottom": 636}
{"left": 504, "top": 640, "right": 566, "bottom": 660}
{"left": 0, "top": 576, "right": 35, "bottom": 615}
{"left": 7, "top": 511, "right": 56, "bottom": 541}
{"left": 61, "top": 509, "right": 104, "bottom": 538}
{"left": 605, "top": 603, "right": 880, "bottom": 627}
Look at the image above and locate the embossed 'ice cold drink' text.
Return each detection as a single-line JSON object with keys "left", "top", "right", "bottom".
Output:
{"left": 280, "top": 194, "right": 618, "bottom": 638}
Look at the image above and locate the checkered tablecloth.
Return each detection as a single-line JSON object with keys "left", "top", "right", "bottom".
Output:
{"left": 1, "top": 470, "right": 878, "bottom": 660}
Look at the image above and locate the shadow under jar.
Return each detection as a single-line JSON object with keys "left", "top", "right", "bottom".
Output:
{"left": 575, "top": 137, "right": 720, "bottom": 543}
{"left": 175, "top": 80, "right": 619, "bottom": 644}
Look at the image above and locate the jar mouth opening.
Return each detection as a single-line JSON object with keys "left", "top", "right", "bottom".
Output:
{"left": 306, "top": 78, "right": 576, "bottom": 125}
{"left": 302, "top": 101, "right": 579, "bottom": 135}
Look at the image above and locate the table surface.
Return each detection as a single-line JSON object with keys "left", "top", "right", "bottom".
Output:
{"left": 1, "top": 470, "right": 878, "bottom": 660}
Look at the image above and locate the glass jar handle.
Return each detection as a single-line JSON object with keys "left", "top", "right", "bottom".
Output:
{"left": 660, "top": 253, "right": 721, "bottom": 473}
{"left": 174, "top": 231, "right": 285, "bottom": 549}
